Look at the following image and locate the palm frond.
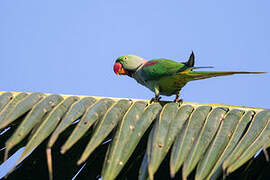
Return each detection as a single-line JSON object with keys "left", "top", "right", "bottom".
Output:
{"left": 0, "top": 91, "right": 269, "bottom": 180}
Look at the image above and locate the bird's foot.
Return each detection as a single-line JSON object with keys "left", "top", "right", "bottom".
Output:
{"left": 174, "top": 92, "right": 183, "bottom": 104}
{"left": 174, "top": 98, "right": 183, "bottom": 104}
{"left": 150, "top": 96, "right": 161, "bottom": 103}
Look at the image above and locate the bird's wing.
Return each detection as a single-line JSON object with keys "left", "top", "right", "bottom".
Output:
{"left": 140, "top": 59, "right": 188, "bottom": 81}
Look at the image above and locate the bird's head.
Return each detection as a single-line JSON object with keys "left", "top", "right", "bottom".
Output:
{"left": 113, "top": 55, "right": 147, "bottom": 76}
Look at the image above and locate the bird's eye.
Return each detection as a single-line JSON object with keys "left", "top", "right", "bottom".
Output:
{"left": 124, "top": 57, "right": 128, "bottom": 60}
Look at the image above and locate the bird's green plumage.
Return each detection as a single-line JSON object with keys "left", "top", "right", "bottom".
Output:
{"left": 137, "top": 59, "right": 193, "bottom": 96}
{"left": 140, "top": 59, "right": 187, "bottom": 80}
{"left": 114, "top": 53, "right": 265, "bottom": 101}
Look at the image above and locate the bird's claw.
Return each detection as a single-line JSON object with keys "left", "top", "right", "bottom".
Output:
{"left": 150, "top": 96, "right": 161, "bottom": 103}
{"left": 174, "top": 98, "right": 183, "bottom": 104}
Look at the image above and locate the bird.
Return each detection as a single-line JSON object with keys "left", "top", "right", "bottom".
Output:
{"left": 113, "top": 52, "right": 265, "bottom": 102}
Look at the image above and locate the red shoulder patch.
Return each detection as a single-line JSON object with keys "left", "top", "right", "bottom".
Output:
{"left": 143, "top": 61, "right": 158, "bottom": 67}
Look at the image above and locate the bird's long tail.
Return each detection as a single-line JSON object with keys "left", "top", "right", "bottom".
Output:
{"left": 185, "top": 70, "right": 266, "bottom": 80}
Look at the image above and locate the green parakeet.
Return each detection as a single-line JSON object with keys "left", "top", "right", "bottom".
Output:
{"left": 113, "top": 52, "right": 265, "bottom": 102}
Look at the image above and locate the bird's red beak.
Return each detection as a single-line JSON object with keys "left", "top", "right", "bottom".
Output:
{"left": 114, "top": 62, "right": 127, "bottom": 75}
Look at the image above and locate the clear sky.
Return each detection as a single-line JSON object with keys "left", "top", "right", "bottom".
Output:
{"left": 0, "top": 0, "right": 269, "bottom": 108}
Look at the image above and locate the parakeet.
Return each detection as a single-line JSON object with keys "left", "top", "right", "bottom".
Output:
{"left": 113, "top": 52, "right": 265, "bottom": 102}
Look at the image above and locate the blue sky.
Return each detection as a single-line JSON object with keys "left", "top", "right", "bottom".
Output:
{"left": 0, "top": 0, "right": 269, "bottom": 108}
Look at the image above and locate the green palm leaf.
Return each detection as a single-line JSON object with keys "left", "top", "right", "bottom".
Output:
{"left": 0, "top": 91, "right": 269, "bottom": 180}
